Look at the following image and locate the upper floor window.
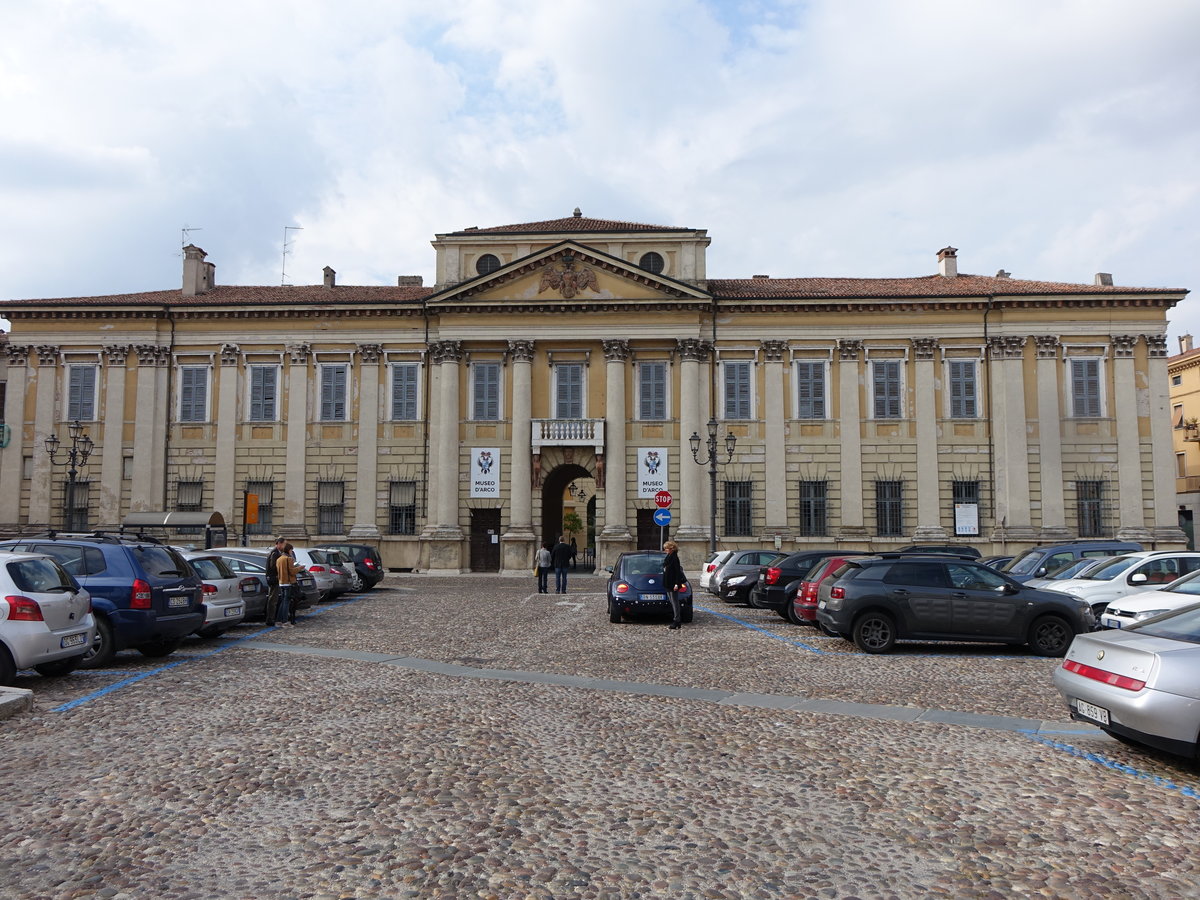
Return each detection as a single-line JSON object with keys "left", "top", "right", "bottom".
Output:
{"left": 319, "top": 364, "right": 348, "bottom": 421}
{"left": 472, "top": 363, "right": 501, "bottom": 421}
{"left": 1173, "top": 374, "right": 1183, "bottom": 386}
{"left": 476, "top": 254, "right": 501, "bottom": 276}
{"left": 795, "top": 361, "right": 826, "bottom": 419}
{"left": 248, "top": 365, "right": 278, "bottom": 422}
{"left": 948, "top": 360, "right": 978, "bottom": 418}
{"left": 554, "top": 364, "right": 584, "bottom": 419}
{"left": 639, "top": 252, "right": 665, "bottom": 274}
{"left": 638, "top": 361, "right": 668, "bottom": 420}
{"left": 178, "top": 366, "right": 209, "bottom": 423}
{"left": 723, "top": 361, "right": 752, "bottom": 420}
{"left": 1070, "top": 358, "right": 1102, "bottom": 417}
{"left": 67, "top": 365, "right": 97, "bottom": 421}
{"left": 391, "top": 363, "right": 419, "bottom": 421}
{"left": 872, "top": 360, "right": 902, "bottom": 419}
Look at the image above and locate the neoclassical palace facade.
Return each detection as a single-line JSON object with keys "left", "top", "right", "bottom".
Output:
{"left": 0, "top": 212, "right": 1188, "bottom": 572}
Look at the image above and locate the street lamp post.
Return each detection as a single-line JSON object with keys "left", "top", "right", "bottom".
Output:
{"left": 45, "top": 421, "right": 94, "bottom": 532}
{"left": 689, "top": 419, "right": 737, "bottom": 556}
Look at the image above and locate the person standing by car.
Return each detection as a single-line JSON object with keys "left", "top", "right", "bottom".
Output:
{"left": 551, "top": 535, "right": 573, "bottom": 594}
{"left": 275, "top": 543, "right": 303, "bottom": 626}
{"left": 662, "top": 540, "right": 688, "bottom": 630}
{"left": 536, "top": 541, "right": 552, "bottom": 594}
{"left": 264, "top": 536, "right": 286, "bottom": 626}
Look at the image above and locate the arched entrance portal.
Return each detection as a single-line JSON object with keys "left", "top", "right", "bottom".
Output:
{"left": 540, "top": 463, "right": 593, "bottom": 552}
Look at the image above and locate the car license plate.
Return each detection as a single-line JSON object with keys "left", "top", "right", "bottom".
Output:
{"left": 241, "top": 582, "right": 257, "bottom": 593}
{"left": 1101, "top": 617, "right": 1122, "bottom": 629}
{"left": 168, "top": 595, "right": 190, "bottom": 608}
{"left": 641, "top": 593, "right": 665, "bottom": 601}
{"left": 60, "top": 633, "right": 87, "bottom": 649}
{"left": 818, "top": 600, "right": 826, "bottom": 609}
{"left": 1074, "top": 699, "right": 1110, "bottom": 727}
{"left": 224, "top": 605, "right": 243, "bottom": 617}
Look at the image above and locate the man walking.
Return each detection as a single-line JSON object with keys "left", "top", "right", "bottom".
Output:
{"left": 264, "top": 536, "right": 286, "bottom": 626}
{"left": 551, "top": 534, "right": 573, "bottom": 594}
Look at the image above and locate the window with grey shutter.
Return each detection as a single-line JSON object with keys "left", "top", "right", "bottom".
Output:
{"left": 67, "top": 365, "right": 97, "bottom": 421}
{"left": 1071, "top": 359, "right": 1102, "bottom": 417}
{"left": 248, "top": 366, "right": 277, "bottom": 421}
{"left": 948, "top": 360, "right": 977, "bottom": 418}
{"left": 795, "top": 362, "right": 825, "bottom": 419}
{"left": 473, "top": 363, "right": 500, "bottom": 420}
{"left": 639, "top": 362, "right": 667, "bottom": 420}
{"left": 872, "top": 360, "right": 901, "bottom": 419}
{"left": 724, "top": 362, "right": 751, "bottom": 419}
{"left": 391, "top": 363, "right": 419, "bottom": 420}
{"left": 555, "top": 364, "right": 583, "bottom": 419}
{"left": 179, "top": 366, "right": 208, "bottom": 422}
{"left": 320, "top": 364, "right": 347, "bottom": 421}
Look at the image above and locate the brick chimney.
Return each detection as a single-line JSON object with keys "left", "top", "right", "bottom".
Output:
{"left": 323, "top": 266, "right": 336, "bottom": 288}
{"left": 182, "top": 244, "right": 211, "bottom": 296}
{"left": 937, "top": 247, "right": 958, "bottom": 278}
{"left": 1181, "top": 334, "right": 1194, "bottom": 354}
{"left": 1094, "top": 273, "right": 1113, "bottom": 286}
{"left": 397, "top": 275, "right": 424, "bottom": 286}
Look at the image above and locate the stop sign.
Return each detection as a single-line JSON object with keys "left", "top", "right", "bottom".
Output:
{"left": 654, "top": 490, "right": 673, "bottom": 508}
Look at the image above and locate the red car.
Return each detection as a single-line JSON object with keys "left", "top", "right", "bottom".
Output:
{"left": 789, "top": 556, "right": 864, "bottom": 628}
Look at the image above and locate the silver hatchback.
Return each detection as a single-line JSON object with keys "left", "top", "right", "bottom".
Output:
{"left": 0, "top": 551, "right": 95, "bottom": 684}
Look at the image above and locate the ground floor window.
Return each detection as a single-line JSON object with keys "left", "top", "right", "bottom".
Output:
{"left": 175, "top": 479, "right": 204, "bottom": 535}
{"left": 724, "top": 480, "right": 753, "bottom": 536}
{"left": 317, "top": 481, "right": 345, "bottom": 534}
{"left": 797, "top": 480, "right": 828, "bottom": 536}
{"left": 246, "top": 480, "right": 274, "bottom": 536}
{"left": 388, "top": 481, "right": 417, "bottom": 535}
{"left": 65, "top": 480, "right": 90, "bottom": 532}
{"left": 1076, "top": 480, "right": 1106, "bottom": 537}
{"left": 875, "top": 480, "right": 904, "bottom": 537}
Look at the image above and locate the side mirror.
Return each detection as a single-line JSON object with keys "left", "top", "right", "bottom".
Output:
{"left": 1002, "top": 582, "right": 1019, "bottom": 595}
{"left": 1129, "top": 572, "right": 1148, "bottom": 584}
{"left": 1035, "top": 567, "right": 1046, "bottom": 577}
{"left": 603, "top": 566, "right": 613, "bottom": 574}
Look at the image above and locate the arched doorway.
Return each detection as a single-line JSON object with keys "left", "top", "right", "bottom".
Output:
{"left": 540, "top": 463, "right": 592, "bottom": 550}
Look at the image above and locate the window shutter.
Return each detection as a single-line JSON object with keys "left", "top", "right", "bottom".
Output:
{"left": 250, "top": 366, "right": 276, "bottom": 421}
{"left": 557, "top": 365, "right": 582, "bottom": 418}
{"left": 180, "top": 367, "right": 206, "bottom": 422}
{"left": 725, "top": 362, "right": 750, "bottom": 418}
{"left": 321, "top": 365, "right": 346, "bottom": 421}
{"left": 874, "top": 361, "right": 900, "bottom": 418}
{"left": 392, "top": 364, "right": 417, "bottom": 420}
{"left": 796, "top": 362, "right": 824, "bottom": 418}
{"left": 1072, "top": 360, "right": 1100, "bottom": 417}
{"left": 640, "top": 363, "right": 666, "bottom": 419}
{"left": 68, "top": 366, "right": 96, "bottom": 420}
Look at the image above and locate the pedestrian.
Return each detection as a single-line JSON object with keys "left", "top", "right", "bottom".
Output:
{"left": 536, "top": 541, "right": 552, "bottom": 594}
{"left": 275, "top": 542, "right": 303, "bottom": 626}
{"left": 570, "top": 536, "right": 578, "bottom": 570}
{"left": 551, "top": 534, "right": 573, "bottom": 594}
{"left": 264, "top": 536, "right": 286, "bottom": 626}
{"left": 662, "top": 540, "right": 688, "bottom": 630}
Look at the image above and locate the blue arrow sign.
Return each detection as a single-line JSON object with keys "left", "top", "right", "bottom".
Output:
{"left": 653, "top": 508, "right": 672, "bottom": 527}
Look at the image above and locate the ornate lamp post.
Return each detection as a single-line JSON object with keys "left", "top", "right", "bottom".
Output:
{"left": 45, "top": 421, "right": 94, "bottom": 531}
{"left": 689, "top": 419, "right": 737, "bottom": 556}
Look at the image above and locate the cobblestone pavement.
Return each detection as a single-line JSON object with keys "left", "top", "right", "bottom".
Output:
{"left": 2, "top": 574, "right": 1199, "bottom": 899}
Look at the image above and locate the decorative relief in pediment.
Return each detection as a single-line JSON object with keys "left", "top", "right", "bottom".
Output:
{"left": 538, "top": 253, "right": 598, "bottom": 299}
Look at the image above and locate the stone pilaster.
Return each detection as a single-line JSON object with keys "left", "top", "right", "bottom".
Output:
{"left": 988, "top": 336, "right": 1038, "bottom": 541}
{"left": 130, "top": 344, "right": 169, "bottom": 513}
{"left": 502, "top": 340, "right": 536, "bottom": 572}
{"left": 910, "top": 338, "right": 948, "bottom": 540}
{"left": 761, "top": 340, "right": 790, "bottom": 538}
{"left": 1112, "top": 335, "right": 1152, "bottom": 542}
{"left": 283, "top": 343, "right": 311, "bottom": 538}
{"left": 214, "top": 344, "right": 240, "bottom": 532}
{"left": 428, "top": 340, "right": 464, "bottom": 574}
{"left": 0, "top": 346, "right": 29, "bottom": 527}
{"left": 1033, "top": 336, "right": 1072, "bottom": 541}
{"left": 1145, "top": 334, "right": 1187, "bottom": 544}
{"left": 836, "top": 340, "right": 868, "bottom": 539}
{"left": 349, "top": 344, "right": 384, "bottom": 540}
{"left": 97, "top": 345, "right": 130, "bottom": 528}
{"left": 676, "top": 339, "right": 709, "bottom": 544}
{"left": 599, "top": 339, "right": 632, "bottom": 565}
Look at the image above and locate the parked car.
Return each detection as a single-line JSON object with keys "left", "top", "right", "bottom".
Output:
{"left": 1000, "top": 541, "right": 1143, "bottom": 583}
{"left": 1098, "top": 570, "right": 1200, "bottom": 630}
{"left": 1048, "top": 551, "right": 1200, "bottom": 618}
{"left": 315, "top": 543, "right": 385, "bottom": 590}
{"left": 0, "top": 551, "right": 96, "bottom": 684}
{"left": 1024, "top": 556, "right": 1111, "bottom": 589}
{"left": 291, "top": 548, "right": 345, "bottom": 601}
{"left": 788, "top": 555, "right": 867, "bottom": 628}
{"left": 321, "top": 549, "right": 362, "bottom": 592}
{"left": 749, "top": 549, "right": 844, "bottom": 616}
{"left": 606, "top": 551, "right": 693, "bottom": 623}
{"left": 815, "top": 554, "right": 1095, "bottom": 655}
{"left": 208, "top": 548, "right": 319, "bottom": 614}
{"left": 182, "top": 552, "right": 257, "bottom": 637}
{"left": 700, "top": 550, "right": 735, "bottom": 595}
{"left": 897, "top": 544, "right": 982, "bottom": 558}
{"left": 0, "top": 534, "right": 204, "bottom": 669}
{"left": 716, "top": 550, "right": 786, "bottom": 604}
{"left": 979, "top": 555, "right": 1013, "bottom": 570}
{"left": 1054, "top": 603, "right": 1200, "bottom": 758}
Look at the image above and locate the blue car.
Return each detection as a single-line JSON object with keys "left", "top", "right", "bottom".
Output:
{"left": 606, "top": 551, "right": 693, "bottom": 624}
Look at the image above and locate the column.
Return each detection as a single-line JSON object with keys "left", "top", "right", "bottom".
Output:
{"left": 284, "top": 343, "right": 310, "bottom": 537}
{"left": 349, "top": 344, "right": 383, "bottom": 540}
{"left": 1146, "top": 334, "right": 1188, "bottom": 544}
{"left": 213, "top": 344, "right": 240, "bottom": 530}
{"left": 29, "top": 346, "right": 59, "bottom": 526}
{"left": 761, "top": 340, "right": 789, "bottom": 536}
{"left": 97, "top": 345, "right": 129, "bottom": 528}
{"left": 1113, "top": 335, "right": 1151, "bottom": 541}
{"left": 502, "top": 340, "right": 536, "bottom": 572}
{"left": 911, "top": 338, "right": 948, "bottom": 540}
{"left": 600, "top": 340, "right": 632, "bottom": 549}
{"left": 129, "top": 345, "right": 169, "bottom": 512}
{"left": 421, "top": 347, "right": 442, "bottom": 539}
{"left": 989, "top": 336, "right": 1037, "bottom": 541}
{"left": 836, "top": 340, "right": 867, "bottom": 539}
{"left": 676, "top": 339, "right": 708, "bottom": 541}
{"left": 1033, "top": 336, "right": 1072, "bottom": 541}
{"left": 434, "top": 341, "right": 463, "bottom": 532}
{"left": 0, "top": 346, "right": 29, "bottom": 526}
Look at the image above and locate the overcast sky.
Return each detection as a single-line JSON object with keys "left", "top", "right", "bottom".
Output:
{"left": 2, "top": 0, "right": 1197, "bottom": 343}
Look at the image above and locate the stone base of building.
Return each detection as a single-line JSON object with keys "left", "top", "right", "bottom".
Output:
{"left": 989, "top": 525, "right": 1041, "bottom": 543}
{"left": 501, "top": 529, "right": 537, "bottom": 574}
{"left": 1152, "top": 526, "right": 1190, "bottom": 548}
{"left": 424, "top": 529, "right": 465, "bottom": 574}
{"left": 910, "top": 525, "right": 950, "bottom": 541}
{"left": 1038, "top": 526, "right": 1076, "bottom": 543}
{"left": 597, "top": 526, "right": 634, "bottom": 571}
{"left": 347, "top": 522, "right": 382, "bottom": 540}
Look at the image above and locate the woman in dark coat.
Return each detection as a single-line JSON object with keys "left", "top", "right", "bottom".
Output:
{"left": 662, "top": 540, "right": 687, "bottom": 630}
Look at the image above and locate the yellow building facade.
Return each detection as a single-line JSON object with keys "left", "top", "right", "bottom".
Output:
{"left": 0, "top": 212, "right": 1188, "bottom": 572}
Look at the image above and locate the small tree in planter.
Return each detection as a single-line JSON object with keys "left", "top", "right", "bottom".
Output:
{"left": 562, "top": 512, "right": 584, "bottom": 542}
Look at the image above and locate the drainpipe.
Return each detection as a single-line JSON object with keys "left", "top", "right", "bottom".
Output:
{"left": 983, "top": 296, "right": 996, "bottom": 547}
{"left": 164, "top": 305, "right": 176, "bottom": 514}
{"left": 421, "top": 298, "right": 431, "bottom": 521}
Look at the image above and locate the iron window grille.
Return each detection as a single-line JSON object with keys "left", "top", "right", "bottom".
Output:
{"left": 388, "top": 481, "right": 417, "bottom": 535}
{"left": 246, "top": 480, "right": 274, "bottom": 535}
{"left": 724, "top": 480, "right": 753, "bottom": 536}
{"left": 316, "top": 481, "right": 345, "bottom": 534}
{"left": 797, "top": 480, "right": 828, "bottom": 536}
{"left": 65, "top": 480, "right": 90, "bottom": 533}
{"left": 1076, "top": 480, "right": 1106, "bottom": 537}
{"left": 175, "top": 479, "right": 204, "bottom": 534}
{"left": 875, "top": 480, "right": 904, "bottom": 537}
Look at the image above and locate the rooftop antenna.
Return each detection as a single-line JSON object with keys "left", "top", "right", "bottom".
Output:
{"left": 282, "top": 226, "right": 303, "bottom": 285}
{"left": 181, "top": 224, "right": 202, "bottom": 250}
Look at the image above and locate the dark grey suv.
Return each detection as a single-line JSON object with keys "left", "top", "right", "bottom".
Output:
{"left": 815, "top": 554, "right": 1095, "bottom": 656}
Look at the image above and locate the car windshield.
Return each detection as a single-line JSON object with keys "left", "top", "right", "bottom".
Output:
{"left": 1165, "top": 570, "right": 1200, "bottom": 596}
{"left": 1003, "top": 550, "right": 1043, "bottom": 576}
{"left": 1131, "top": 604, "right": 1200, "bottom": 643}
{"left": 7, "top": 557, "right": 76, "bottom": 592}
{"left": 622, "top": 555, "right": 664, "bottom": 577}
{"left": 189, "top": 557, "right": 234, "bottom": 580}
{"left": 1080, "top": 556, "right": 1141, "bottom": 581}
{"left": 1045, "top": 558, "right": 1100, "bottom": 580}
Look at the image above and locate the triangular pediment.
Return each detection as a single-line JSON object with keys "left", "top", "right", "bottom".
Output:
{"left": 428, "top": 241, "right": 711, "bottom": 306}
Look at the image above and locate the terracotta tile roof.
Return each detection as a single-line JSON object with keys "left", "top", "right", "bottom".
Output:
{"left": 709, "top": 273, "right": 1185, "bottom": 299}
{"left": 451, "top": 215, "right": 691, "bottom": 235}
{"left": 2, "top": 284, "right": 433, "bottom": 308}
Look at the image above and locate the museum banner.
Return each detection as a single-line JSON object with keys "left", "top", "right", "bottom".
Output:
{"left": 637, "top": 447, "right": 668, "bottom": 498}
{"left": 471, "top": 447, "right": 501, "bottom": 498}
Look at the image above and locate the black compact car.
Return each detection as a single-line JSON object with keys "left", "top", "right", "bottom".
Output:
{"left": 815, "top": 554, "right": 1095, "bottom": 656}
{"left": 749, "top": 549, "right": 843, "bottom": 615}
{"left": 606, "top": 551, "right": 693, "bottom": 623}
{"left": 715, "top": 550, "right": 785, "bottom": 604}
{"left": 315, "top": 543, "right": 385, "bottom": 590}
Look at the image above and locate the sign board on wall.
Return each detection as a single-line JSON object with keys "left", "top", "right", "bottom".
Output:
{"left": 954, "top": 503, "right": 980, "bottom": 536}
{"left": 471, "top": 447, "right": 501, "bottom": 498}
{"left": 638, "top": 447, "right": 668, "bottom": 498}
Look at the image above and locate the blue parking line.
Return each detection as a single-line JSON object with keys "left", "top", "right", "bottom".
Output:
{"left": 52, "top": 594, "right": 365, "bottom": 712}
{"left": 1024, "top": 733, "right": 1200, "bottom": 800}
{"left": 696, "top": 605, "right": 828, "bottom": 653}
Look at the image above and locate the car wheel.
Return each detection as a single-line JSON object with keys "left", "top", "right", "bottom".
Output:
{"left": 34, "top": 655, "right": 84, "bottom": 677}
{"left": 785, "top": 600, "right": 806, "bottom": 626}
{"left": 852, "top": 611, "right": 896, "bottom": 654}
{"left": 0, "top": 646, "right": 15, "bottom": 686}
{"left": 195, "top": 626, "right": 225, "bottom": 640}
{"left": 817, "top": 621, "right": 838, "bottom": 637}
{"left": 1028, "top": 615, "right": 1072, "bottom": 657}
{"left": 80, "top": 617, "right": 115, "bottom": 670}
{"left": 608, "top": 600, "right": 621, "bottom": 623}
{"left": 136, "top": 638, "right": 183, "bottom": 659}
